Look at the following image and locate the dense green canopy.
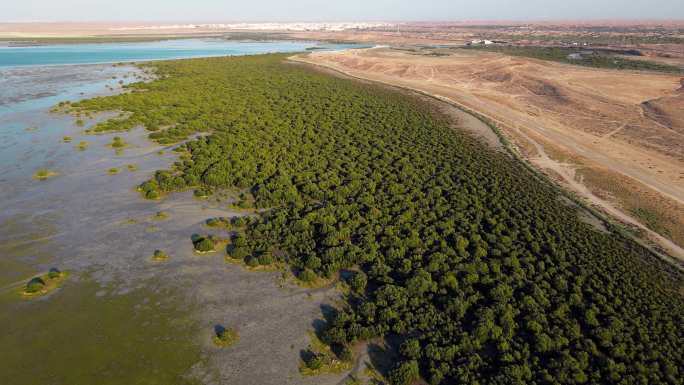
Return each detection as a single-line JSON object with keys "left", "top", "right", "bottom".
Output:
{"left": 73, "top": 54, "right": 684, "bottom": 385}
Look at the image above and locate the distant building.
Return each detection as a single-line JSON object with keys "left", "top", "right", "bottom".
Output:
{"left": 567, "top": 53, "right": 583, "bottom": 60}
{"left": 468, "top": 39, "right": 495, "bottom": 46}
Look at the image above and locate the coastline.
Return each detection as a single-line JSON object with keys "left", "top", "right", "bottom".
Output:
{"left": 0, "top": 48, "right": 357, "bottom": 385}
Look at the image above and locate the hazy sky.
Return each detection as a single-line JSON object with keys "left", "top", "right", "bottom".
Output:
{"left": 3, "top": 0, "right": 684, "bottom": 22}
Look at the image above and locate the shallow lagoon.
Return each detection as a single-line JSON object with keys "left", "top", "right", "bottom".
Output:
{"left": 0, "top": 43, "right": 352, "bottom": 385}
{"left": 0, "top": 39, "right": 365, "bottom": 67}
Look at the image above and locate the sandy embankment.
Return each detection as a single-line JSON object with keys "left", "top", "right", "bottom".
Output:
{"left": 293, "top": 48, "right": 684, "bottom": 263}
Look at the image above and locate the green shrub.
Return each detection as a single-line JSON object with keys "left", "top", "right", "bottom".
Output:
{"left": 257, "top": 252, "right": 273, "bottom": 265}
{"left": 298, "top": 269, "right": 317, "bottom": 283}
{"left": 153, "top": 249, "right": 168, "bottom": 260}
{"left": 245, "top": 255, "right": 259, "bottom": 267}
{"left": 305, "top": 256, "right": 321, "bottom": 270}
{"left": 337, "top": 345, "right": 353, "bottom": 362}
{"left": 194, "top": 188, "right": 211, "bottom": 198}
{"left": 111, "top": 136, "right": 126, "bottom": 148}
{"left": 25, "top": 277, "right": 46, "bottom": 293}
{"left": 350, "top": 272, "right": 367, "bottom": 293}
{"left": 228, "top": 245, "right": 249, "bottom": 260}
{"left": 193, "top": 237, "right": 215, "bottom": 253}
{"left": 145, "top": 190, "right": 159, "bottom": 199}
{"left": 48, "top": 268, "right": 61, "bottom": 279}
{"left": 304, "top": 352, "right": 324, "bottom": 370}
{"left": 213, "top": 326, "right": 238, "bottom": 347}
{"left": 388, "top": 360, "right": 420, "bottom": 385}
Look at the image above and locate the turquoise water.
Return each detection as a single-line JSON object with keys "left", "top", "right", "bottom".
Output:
{"left": 0, "top": 39, "right": 363, "bottom": 67}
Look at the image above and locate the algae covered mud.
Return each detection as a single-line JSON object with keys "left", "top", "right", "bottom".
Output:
{"left": 0, "top": 42, "right": 360, "bottom": 385}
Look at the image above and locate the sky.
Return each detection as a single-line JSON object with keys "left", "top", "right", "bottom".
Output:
{"left": 2, "top": 0, "right": 684, "bottom": 22}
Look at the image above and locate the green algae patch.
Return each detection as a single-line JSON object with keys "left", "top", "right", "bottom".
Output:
{"left": 126, "top": 164, "right": 139, "bottom": 172}
{"left": 21, "top": 270, "right": 70, "bottom": 298}
{"left": 107, "top": 167, "right": 120, "bottom": 175}
{"left": 63, "top": 136, "right": 73, "bottom": 143}
{"left": 33, "top": 168, "right": 58, "bottom": 180}
{"left": 0, "top": 280, "right": 203, "bottom": 385}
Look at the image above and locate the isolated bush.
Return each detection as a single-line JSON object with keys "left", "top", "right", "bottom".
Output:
{"left": 111, "top": 136, "right": 125, "bottom": 148}
{"left": 25, "top": 277, "right": 46, "bottom": 293}
{"left": 48, "top": 268, "right": 61, "bottom": 279}
{"left": 193, "top": 237, "right": 215, "bottom": 253}
{"left": 153, "top": 250, "right": 168, "bottom": 260}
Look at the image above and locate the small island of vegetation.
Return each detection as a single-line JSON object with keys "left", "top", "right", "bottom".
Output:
{"left": 151, "top": 249, "right": 169, "bottom": 261}
{"left": 22, "top": 268, "right": 69, "bottom": 298}
{"left": 192, "top": 235, "right": 218, "bottom": 254}
{"left": 212, "top": 325, "right": 239, "bottom": 348}
{"left": 109, "top": 136, "right": 128, "bottom": 149}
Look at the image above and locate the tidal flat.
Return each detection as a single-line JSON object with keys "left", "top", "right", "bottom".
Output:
{"left": 0, "top": 62, "right": 347, "bottom": 385}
